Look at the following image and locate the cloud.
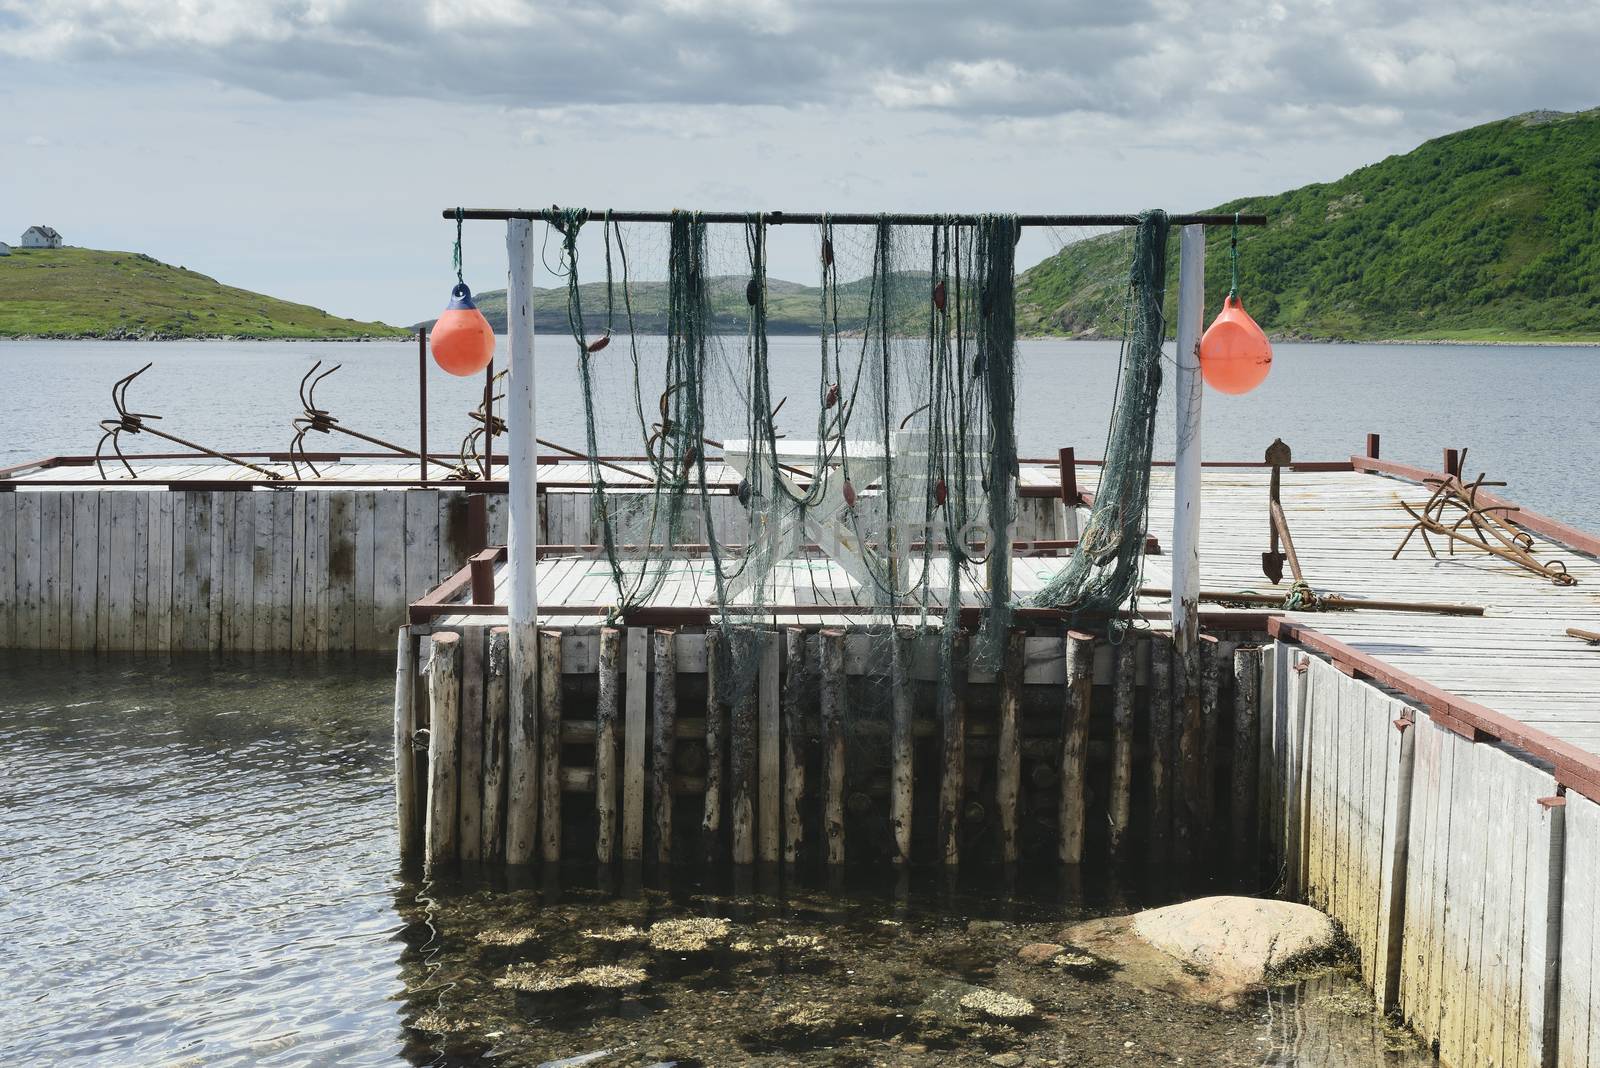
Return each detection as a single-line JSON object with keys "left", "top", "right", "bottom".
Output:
{"left": 3, "top": 0, "right": 1594, "bottom": 139}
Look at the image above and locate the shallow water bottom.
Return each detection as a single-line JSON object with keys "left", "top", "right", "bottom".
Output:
{"left": 0, "top": 652, "right": 1431, "bottom": 1066}
{"left": 399, "top": 866, "right": 1433, "bottom": 1068}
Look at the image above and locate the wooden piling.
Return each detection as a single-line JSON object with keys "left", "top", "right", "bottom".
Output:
{"left": 651, "top": 628, "right": 678, "bottom": 865}
{"left": 782, "top": 627, "right": 808, "bottom": 865}
{"left": 622, "top": 627, "right": 648, "bottom": 862}
{"left": 1198, "top": 634, "right": 1222, "bottom": 836}
{"left": 1232, "top": 645, "right": 1262, "bottom": 872}
{"left": 938, "top": 630, "right": 968, "bottom": 868}
{"left": 458, "top": 625, "right": 486, "bottom": 861}
{"left": 819, "top": 628, "right": 847, "bottom": 867}
{"left": 538, "top": 629, "right": 563, "bottom": 863}
{"left": 1109, "top": 635, "right": 1136, "bottom": 857}
{"left": 1059, "top": 630, "right": 1094, "bottom": 864}
{"left": 1175, "top": 629, "right": 1205, "bottom": 863}
{"left": 425, "top": 631, "right": 461, "bottom": 868}
{"left": 997, "top": 629, "right": 1024, "bottom": 865}
{"left": 731, "top": 636, "right": 758, "bottom": 866}
{"left": 702, "top": 629, "right": 726, "bottom": 859}
{"left": 1147, "top": 631, "right": 1174, "bottom": 863}
{"left": 506, "top": 631, "right": 539, "bottom": 867}
{"left": 394, "top": 628, "right": 422, "bottom": 859}
{"left": 757, "top": 631, "right": 781, "bottom": 865}
{"left": 482, "top": 627, "right": 510, "bottom": 863}
{"left": 594, "top": 626, "right": 621, "bottom": 863}
{"left": 889, "top": 625, "right": 915, "bottom": 866}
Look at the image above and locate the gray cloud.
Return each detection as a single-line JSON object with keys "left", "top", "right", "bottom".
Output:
{"left": 5, "top": 0, "right": 1594, "bottom": 134}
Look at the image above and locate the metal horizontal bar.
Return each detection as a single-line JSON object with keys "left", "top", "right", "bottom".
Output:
{"left": 443, "top": 208, "right": 1269, "bottom": 227}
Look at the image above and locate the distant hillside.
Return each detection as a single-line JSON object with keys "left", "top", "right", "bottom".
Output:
{"left": 418, "top": 276, "right": 838, "bottom": 336}
{"left": 0, "top": 247, "right": 408, "bottom": 340}
{"left": 1017, "top": 108, "right": 1600, "bottom": 342}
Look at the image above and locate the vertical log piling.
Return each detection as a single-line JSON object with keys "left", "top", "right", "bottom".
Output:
{"left": 425, "top": 631, "right": 461, "bottom": 868}
{"left": 622, "top": 627, "right": 648, "bottom": 862}
{"left": 482, "top": 627, "right": 510, "bottom": 862}
{"left": 1059, "top": 631, "right": 1095, "bottom": 864}
{"left": 651, "top": 628, "right": 678, "bottom": 865}
{"left": 819, "top": 628, "right": 847, "bottom": 867}
{"left": 394, "top": 628, "right": 421, "bottom": 859}
{"left": 538, "top": 629, "right": 563, "bottom": 863}
{"left": 997, "top": 629, "right": 1024, "bottom": 865}
{"left": 1109, "top": 635, "right": 1136, "bottom": 857}
{"left": 459, "top": 625, "right": 486, "bottom": 862}
{"left": 1147, "top": 631, "right": 1174, "bottom": 863}
{"left": 938, "top": 630, "right": 968, "bottom": 867}
{"left": 702, "top": 630, "right": 726, "bottom": 859}
{"left": 782, "top": 627, "right": 808, "bottom": 865}
{"left": 890, "top": 625, "right": 915, "bottom": 865}
{"left": 1231, "top": 644, "right": 1262, "bottom": 873}
{"left": 595, "top": 626, "right": 621, "bottom": 863}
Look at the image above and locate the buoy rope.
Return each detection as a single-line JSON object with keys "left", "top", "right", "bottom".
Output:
{"left": 451, "top": 207, "right": 465, "bottom": 287}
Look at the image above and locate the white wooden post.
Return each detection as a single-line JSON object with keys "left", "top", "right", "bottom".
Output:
{"left": 504, "top": 218, "right": 541, "bottom": 864}
{"left": 1171, "top": 224, "right": 1205, "bottom": 664}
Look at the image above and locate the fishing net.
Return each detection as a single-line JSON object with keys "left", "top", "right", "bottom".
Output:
{"left": 543, "top": 208, "right": 1167, "bottom": 788}
{"left": 1030, "top": 210, "right": 1171, "bottom": 624}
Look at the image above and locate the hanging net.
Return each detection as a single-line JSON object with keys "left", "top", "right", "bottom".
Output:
{"left": 544, "top": 206, "right": 1168, "bottom": 748}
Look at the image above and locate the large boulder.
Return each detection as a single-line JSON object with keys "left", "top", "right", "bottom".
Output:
{"left": 1064, "top": 895, "right": 1337, "bottom": 1008}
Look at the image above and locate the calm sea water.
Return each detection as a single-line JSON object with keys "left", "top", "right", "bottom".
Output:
{"left": 2, "top": 336, "right": 1596, "bottom": 530}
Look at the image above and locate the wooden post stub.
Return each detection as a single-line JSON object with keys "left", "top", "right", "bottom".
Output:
{"left": 1146, "top": 632, "right": 1174, "bottom": 864}
{"left": 651, "top": 628, "right": 678, "bottom": 865}
{"left": 394, "top": 628, "right": 422, "bottom": 858}
{"left": 1059, "top": 631, "right": 1095, "bottom": 865}
{"left": 889, "top": 625, "right": 915, "bottom": 866}
{"left": 938, "top": 629, "right": 968, "bottom": 868}
{"left": 594, "top": 626, "right": 621, "bottom": 863}
{"left": 425, "top": 631, "right": 462, "bottom": 869}
{"left": 537, "top": 629, "right": 563, "bottom": 863}
{"left": 997, "top": 629, "right": 1025, "bottom": 866}
{"left": 702, "top": 628, "right": 726, "bottom": 860}
{"left": 1231, "top": 644, "right": 1262, "bottom": 875}
{"left": 1197, "top": 633, "right": 1222, "bottom": 837}
{"left": 819, "top": 628, "right": 847, "bottom": 867}
{"left": 481, "top": 626, "right": 510, "bottom": 863}
{"left": 730, "top": 634, "right": 758, "bottom": 866}
{"left": 621, "top": 627, "right": 648, "bottom": 862}
{"left": 1108, "top": 635, "right": 1137, "bottom": 857}
{"left": 757, "top": 630, "right": 782, "bottom": 865}
{"left": 1444, "top": 447, "right": 1460, "bottom": 478}
{"left": 1366, "top": 432, "right": 1381, "bottom": 460}
{"left": 458, "top": 625, "right": 486, "bottom": 861}
{"left": 782, "top": 627, "right": 808, "bottom": 865}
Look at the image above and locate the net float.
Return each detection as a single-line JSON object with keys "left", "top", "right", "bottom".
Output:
{"left": 933, "top": 280, "right": 947, "bottom": 312}
{"left": 586, "top": 332, "right": 611, "bottom": 354}
{"left": 842, "top": 479, "right": 857, "bottom": 509}
{"left": 824, "top": 383, "right": 839, "bottom": 409}
{"left": 746, "top": 279, "right": 759, "bottom": 306}
{"left": 430, "top": 283, "right": 495, "bottom": 377}
{"left": 821, "top": 239, "right": 834, "bottom": 267}
{"left": 1199, "top": 294, "right": 1273, "bottom": 394}
{"left": 934, "top": 478, "right": 948, "bottom": 507}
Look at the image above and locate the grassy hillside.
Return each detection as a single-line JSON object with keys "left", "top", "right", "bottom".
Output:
{"left": 0, "top": 247, "right": 408, "bottom": 339}
{"left": 1017, "top": 108, "right": 1600, "bottom": 342}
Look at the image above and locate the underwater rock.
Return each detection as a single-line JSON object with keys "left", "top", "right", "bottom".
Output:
{"left": 648, "top": 917, "right": 732, "bottom": 953}
{"left": 988, "top": 1054, "right": 1024, "bottom": 1067}
{"left": 1064, "top": 895, "right": 1337, "bottom": 1008}
{"left": 958, "top": 989, "right": 1037, "bottom": 1021}
{"left": 1132, "top": 896, "right": 1336, "bottom": 986}
{"left": 476, "top": 925, "right": 541, "bottom": 947}
{"left": 496, "top": 964, "right": 648, "bottom": 994}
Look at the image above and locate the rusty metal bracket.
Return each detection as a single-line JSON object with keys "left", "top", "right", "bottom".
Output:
{"left": 95, "top": 363, "right": 285, "bottom": 481}
{"left": 1393, "top": 449, "right": 1576, "bottom": 586}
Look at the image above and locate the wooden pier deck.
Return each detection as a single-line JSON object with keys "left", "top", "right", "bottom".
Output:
{"left": 421, "top": 459, "right": 1600, "bottom": 774}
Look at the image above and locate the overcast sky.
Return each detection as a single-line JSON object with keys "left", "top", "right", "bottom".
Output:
{"left": 2, "top": 0, "right": 1596, "bottom": 326}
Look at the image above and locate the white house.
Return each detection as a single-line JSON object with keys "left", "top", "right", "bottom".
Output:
{"left": 20, "top": 226, "right": 62, "bottom": 249}
{"left": 0, "top": 242, "right": 10, "bottom": 257}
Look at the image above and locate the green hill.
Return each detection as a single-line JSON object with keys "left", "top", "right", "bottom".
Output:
{"left": 1017, "top": 108, "right": 1600, "bottom": 342}
{"left": 0, "top": 247, "right": 409, "bottom": 340}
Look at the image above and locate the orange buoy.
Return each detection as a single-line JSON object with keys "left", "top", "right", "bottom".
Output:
{"left": 1198, "top": 294, "right": 1272, "bottom": 394}
{"left": 431, "top": 283, "right": 495, "bottom": 377}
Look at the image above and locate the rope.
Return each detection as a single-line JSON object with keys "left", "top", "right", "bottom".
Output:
{"left": 452, "top": 208, "right": 465, "bottom": 287}
{"left": 1229, "top": 210, "right": 1240, "bottom": 299}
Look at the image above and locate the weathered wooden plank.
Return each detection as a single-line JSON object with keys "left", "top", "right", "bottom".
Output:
{"left": 373, "top": 492, "right": 407, "bottom": 653}
{"left": 425, "top": 631, "right": 462, "bottom": 868}
{"left": 354, "top": 491, "right": 378, "bottom": 651}
{"left": 1560, "top": 793, "right": 1597, "bottom": 1068}
{"left": 702, "top": 629, "right": 726, "bottom": 859}
{"left": 290, "top": 491, "right": 308, "bottom": 652}
{"left": 106, "top": 490, "right": 137, "bottom": 651}
{"left": 1108, "top": 635, "right": 1135, "bottom": 857}
{"left": 757, "top": 628, "right": 781, "bottom": 865}
{"left": 151, "top": 492, "right": 175, "bottom": 653}
{"left": 730, "top": 633, "right": 757, "bottom": 866}
{"left": 36, "top": 493, "right": 61, "bottom": 650}
{"left": 326, "top": 491, "right": 357, "bottom": 654}
{"left": 0, "top": 492, "right": 15, "bottom": 649}
{"left": 250, "top": 490, "right": 274, "bottom": 654}
{"left": 458, "top": 625, "right": 486, "bottom": 862}
{"left": 404, "top": 488, "right": 440, "bottom": 603}
{"left": 268, "top": 490, "right": 292, "bottom": 652}
{"left": 14, "top": 491, "right": 42, "bottom": 650}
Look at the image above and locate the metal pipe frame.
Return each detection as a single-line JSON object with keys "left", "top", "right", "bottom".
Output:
{"left": 443, "top": 208, "right": 1269, "bottom": 227}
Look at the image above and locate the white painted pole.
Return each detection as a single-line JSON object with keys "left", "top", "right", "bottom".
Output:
{"left": 1171, "top": 223, "right": 1206, "bottom": 856}
{"left": 504, "top": 218, "right": 541, "bottom": 865}
{"left": 1171, "top": 224, "right": 1205, "bottom": 661}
